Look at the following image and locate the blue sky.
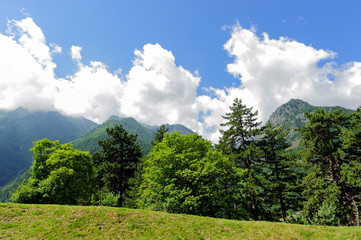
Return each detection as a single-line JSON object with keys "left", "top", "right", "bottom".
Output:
{"left": 2, "top": 0, "right": 360, "bottom": 88}
{"left": 0, "top": 0, "right": 361, "bottom": 141}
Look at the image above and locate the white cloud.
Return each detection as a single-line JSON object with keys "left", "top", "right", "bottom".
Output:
{"left": 221, "top": 24, "right": 361, "bottom": 124}
{"left": 0, "top": 17, "right": 125, "bottom": 122}
{"left": 1, "top": 17, "right": 361, "bottom": 143}
{"left": 0, "top": 18, "right": 58, "bottom": 111}
{"left": 71, "top": 45, "right": 82, "bottom": 62}
{"left": 123, "top": 44, "right": 201, "bottom": 128}
{"left": 50, "top": 43, "right": 62, "bottom": 54}
{"left": 8, "top": 17, "right": 57, "bottom": 73}
{"left": 54, "top": 61, "right": 124, "bottom": 123}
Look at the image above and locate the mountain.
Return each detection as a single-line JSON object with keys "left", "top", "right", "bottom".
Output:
{"left": 0, "top": 115, "right": 193, "bottom": 202}
{"left": 267, "top": 99, "right": 355, "bottom": 145}
{"left": 71, "top": 116, "right": 194, "bottom": 156}
{"left": 142, "top": 123, "right": 194, "bottom": 135}
{"left": 0, "top": 108, "right": 98, "bottom": 187}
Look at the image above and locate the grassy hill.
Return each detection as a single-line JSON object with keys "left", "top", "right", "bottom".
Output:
{"left": 1, "top": 203, "right": 361, "bottom": 239}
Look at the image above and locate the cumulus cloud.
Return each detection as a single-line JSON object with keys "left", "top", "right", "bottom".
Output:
{"left": 7, "top": 17, "right": 57, "bottom": 72}
{"left": 0, "top": 17, "right": 203, "bottom": 128}
{"left": 123, "top": 44, "right": 201, "bottom": 128}
{"left": 54, "top": 61, "right": 124, "bottom": 123}
{"left": 221, "top": 24, "right": 361, "bottom": 123}
{"left": 0, "top": 17, "right": 58, "bottom": 111}
{"left": 0, "top": 17, "right": 125, "bottom": 122}
{"left": 1, "top": 17, "right": 361, "bottom": 143}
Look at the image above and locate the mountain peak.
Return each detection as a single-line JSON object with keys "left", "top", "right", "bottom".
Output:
{"left": 286, "top": 99, "right": 309, "bottom": 106}
{"left": 268, "top": 99, "right": 355, "bottom": 144}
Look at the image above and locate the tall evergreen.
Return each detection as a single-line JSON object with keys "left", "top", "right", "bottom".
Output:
{"left": 259, "top": 123, "right": 303, "bottom": 221}
{"left": 300, "top": 109, "right": 358, "bottom": 225}
{"left": 340, "top": 107, "right": 361, "bottom": 226}
{"left": 93, "top": 125, "right": 142, "bottom": 206}
{"left": 217, "top": 98, "right": 262, "bottom": 220}
{"left": 151, "top": 124, "right": 169, "bottom": 146}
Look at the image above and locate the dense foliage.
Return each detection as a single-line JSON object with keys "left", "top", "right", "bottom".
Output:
{"left": 0, "top": 108, "right": 97, "bottom": 187}
{"left": 258, "top": 123, "right": 303, "bottom": 221}
{"left": 217, "top": 98, "right": 262, "bottom": 220}
{"left": 9, "top": 100, "right": 361, "bottom": 226}
{"left": 138, "top": 132, "right": 244, "bottom": 219}
{"left": 300, "top": 108, "right": 361, "bottom": 226}
{"left": 71, "top": 117, "right": 194, "bottom": 156}
{"left": 92, "top": 125, "right": 142, "bottom": 207}
{"left": 11, "top": 139, "right": 95, "bottom": 204}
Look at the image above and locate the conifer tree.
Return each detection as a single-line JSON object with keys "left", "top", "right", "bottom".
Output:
{"left": 217, "top": 98, "right": 262, "bottom": 220}
{"left": 93, "top": 125, "right": 142, "bottom": 207}
{"left": 300, "top": 109, "right": 356, "bottom": 225}
{"left": 259, "top": 123, "right": 302, "bottom": 221}
{"left": 151, "top": 124, "right": 169, "bottom": 146}
{"left": 340, "top": 107, "right": 361, "bottom": 226}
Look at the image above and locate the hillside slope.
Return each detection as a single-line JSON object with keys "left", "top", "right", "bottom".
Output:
{"left": 71, "top": 116, "right": 194, "bottom": 156}
{"left": 0, "top": 108, "right": 97, "bottom": 187}
{"left": 0, "top": 116, "right": 193, "bottom": 202}
{"left": 1, "top": 203, "right": 360, "bottom": 239}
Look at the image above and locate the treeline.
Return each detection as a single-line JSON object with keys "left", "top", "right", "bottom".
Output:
{"left": 11, "top": 99, "right": 361, "bottom": 226}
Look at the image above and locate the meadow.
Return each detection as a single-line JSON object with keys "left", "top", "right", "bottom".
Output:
{"left": 1, "top": 203, "right": 361, "bottom": 239}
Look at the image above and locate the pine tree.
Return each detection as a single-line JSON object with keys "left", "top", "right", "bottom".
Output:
{"left": 259, "top": 123, "right": 303, "bottom": 221}
{"left": 340, "top": 107, "right": 361, "bottom": 226}
{"left": 300, "top": 109, "right": 356, "bottom": 225}
{"left": 151, "top": 124, "right": 169, "bottom": 146}
{"left": 217, "top": 98, "right": 262, "bottom": 220}
{"left": 93, "top": 125, "right": 142, "bottom": 207}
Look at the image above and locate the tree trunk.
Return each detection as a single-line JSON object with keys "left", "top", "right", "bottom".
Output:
{"left": 352, "top": 198, "right": 360, "bottom": 226}
{"left": 250, "top": 192, "right": 258, "bottom": 220}
{"left": 275, "top": 160, "right": 286, "bottom": 220}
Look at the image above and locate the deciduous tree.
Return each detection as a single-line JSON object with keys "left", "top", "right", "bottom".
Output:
{"left": 11, "top": 139, "right": 95, "bottom": 205}
{"left": 138, "top": 132, "right": 245, "bottom": 219}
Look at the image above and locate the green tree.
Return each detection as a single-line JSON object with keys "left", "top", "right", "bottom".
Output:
{"left": 339, "top": 107, "right": 361, "bottom": 226}
{"left": 11, "top": 139, "right": 95, "bottom": 205}
{"left": 138, "top": 132, "right": 245, "bottom": 219}
{"left": 217, "top": 98, "right": 262, "bottom": 220}
{"left": 151, "top": 124, "right": 169, "bottom": 146}
{"left": 93, "top": 125, "right": 142, "bottom": 207}
{"left": 300, "top": 109, "right": 358, "bottom": 225}
{"left": 259, "top": 123, "right": 303, "bottom": 221}
{"left": 123, "top": 125, "right": 170, "bottom": 208}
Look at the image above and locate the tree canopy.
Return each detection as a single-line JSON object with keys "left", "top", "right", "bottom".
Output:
{"left": 93, "top": 125, "right": 142, "bottom": 207}
{"left": 217, "top": 98, "right": 262, "bottom": 220}
{"left": 11, "top": 139, "right": 95, "bottom": 205}
{"left": 138, "top": 132, "right": 245, "bottom": 219}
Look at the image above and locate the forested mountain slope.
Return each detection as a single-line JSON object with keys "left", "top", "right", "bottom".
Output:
{"left": 0, "top": 115, "right": 193, "bottom": 202}
{"left": 267, "top": 99, "right": 355, "bottom": 144}
{"left": 0, "top": 108, "right": 97, "bottom": 187}
{"left": 71, "top": 116, "right": 194, "bottom": 156}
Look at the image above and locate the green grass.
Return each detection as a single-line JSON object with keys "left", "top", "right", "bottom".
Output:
{"left": 1, "top": 203, "right": 361, "bottom": 239}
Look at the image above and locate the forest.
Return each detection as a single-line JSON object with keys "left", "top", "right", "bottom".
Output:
{"left": 10, "top": 98, "right": 361, "bottom": 227}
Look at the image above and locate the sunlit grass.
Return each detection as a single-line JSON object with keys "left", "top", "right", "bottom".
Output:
{"left": 1, "top": 203, "right": 361, "bottom": 239}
